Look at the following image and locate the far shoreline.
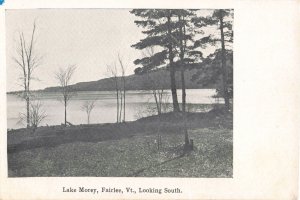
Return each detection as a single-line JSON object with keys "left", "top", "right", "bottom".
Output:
{"left": 7, "top": 87, "right": 217, "bottom": 95}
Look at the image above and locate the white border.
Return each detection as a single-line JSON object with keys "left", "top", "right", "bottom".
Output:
{"left": 1, "top": 0, "right": 299, "bottom": 199}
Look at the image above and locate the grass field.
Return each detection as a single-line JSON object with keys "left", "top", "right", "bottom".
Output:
{"left": 7, "top": 109, "right": 233, "bottom": 177}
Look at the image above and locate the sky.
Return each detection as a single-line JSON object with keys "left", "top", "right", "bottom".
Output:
{"left": 6, "top": 9, "right": 146, "bottom": 91}
{"left": 6, "top": 9, "right": 218, "bottom": 92}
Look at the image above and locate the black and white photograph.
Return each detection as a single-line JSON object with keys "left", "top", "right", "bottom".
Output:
{"left": 6, "top": 9, "right": 233, "bottom": 177}
{"left": 1, "top": 1, "right": 299, "bottom": 199}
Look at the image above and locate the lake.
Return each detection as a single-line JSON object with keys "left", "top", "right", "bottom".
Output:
{"left": 7, "top": 89, "right": 222, "bottom": 129}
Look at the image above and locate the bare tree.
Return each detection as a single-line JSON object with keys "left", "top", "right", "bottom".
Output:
{"left": 29, "top": 100, "right": 47, "bottom": 128}
{"left": 142, "top": 47, "right": 167, "bottom": 115}
{"left": 54, "top": 65, "right": 76, "bottom": 126}
{"left": 18, "top": 100, "right": 47, "bottom": 129}
{"left": 12, "top": 21, "right": 42, "bottom": 128}
{"left": 107, "top": 63, "right": 120, "bottom": 123}
{"left": 117, "top": 54, "right": 127, "bottom": 122}
{"left": 106, "top": 55, "right": 127, "bottom": 123}
{"left": 119, "top": 86, "right": 123, "bottom": 122}
{"left": 81, "top": 100, "right": 96, "bottom": 124}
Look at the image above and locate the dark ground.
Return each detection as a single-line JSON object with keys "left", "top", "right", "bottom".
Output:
{"left": 7, "top": 108, "right": 233, "bottom": 177}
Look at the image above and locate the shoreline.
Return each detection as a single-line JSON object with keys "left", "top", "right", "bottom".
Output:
{"left": 8, "top": 109, "right": 233, "bottom": 177}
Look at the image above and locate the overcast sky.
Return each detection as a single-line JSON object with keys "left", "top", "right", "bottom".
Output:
{"left": 6, "top": 9, "right": 146, "bottom": 91}
{"left": 6, "top": 9, "right": 216, "bottom": 92}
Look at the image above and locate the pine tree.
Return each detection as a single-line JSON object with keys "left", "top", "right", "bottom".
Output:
{"left": 172, "top": 9, "right": 203, "bottom": 148}
{"left": 172, "top": 9, "right": 204, "bottom": 112}
{"left": 131, "top": 9, "right": 204, "bottom": 149}
{"left": 192, "top": 9, "right": 233, "bottom": 110}
{"left": 130, "top": 9, "right": 180, "bottom": 112}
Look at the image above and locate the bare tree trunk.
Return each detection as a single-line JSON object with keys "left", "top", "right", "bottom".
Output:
{"left": 118, "top": 55, "right": 126, "bottom": 122}
{"left": 55, "top": 66, "right": 76, "bottom": 127}
{"left": 167, "top": 14, "right": 180, "bottom": 112}
{"left": 116, "top": 89, "right": 119, "bottom": 123}
{"left": 112, "top": 74, "right": 119, "bottom": 123}
{"left": 64, "top": 100, "right": 67, "bottom": 126}
{"left": 179, "top": 15, "right": 187, "bottom": 113}
{"left": 119, "top": 90, "right": 123, "bottom": 122}
{"left": 169, "top": 51, "right": 180, "bottom": 112}
{"left": 14, "top": 23, "right": 40, "bottom": 129}
{"left": 26, "top": 96, "right": 30, "bottom": 128}
{"left": 158, "top": 90, "right": 164, "bottom": 114}
{"left": 153, "top": 90, "right": 161, "bottom": 115}
{"left": 27, "top": 74, "right": 31, "bottom": 128}
{"left": 123, "top": 77, "right": 126, "bottom": 122}
{"left": 219, "top": 12, "right": 230, "bottom": 110}
{"left": 181, "top": 71, "right": 186, "bottom": 112}
{"left": 81, "top": 100, "right": 96, "bottom": 125}
{"left": 177, "top": 15, "right": 189, "bottom": 147}
{"left": 115, "top": 80, "right": 119, "bottom": 123}
{"left": 25, "top": 25, "right": 35, "bottom": 128}
{"left": 181, "top": 69, "right": 189, "bottom": 146}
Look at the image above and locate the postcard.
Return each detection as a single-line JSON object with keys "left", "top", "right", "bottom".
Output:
{"left": 0, "top": 0, "right": 298, "bottom": 199}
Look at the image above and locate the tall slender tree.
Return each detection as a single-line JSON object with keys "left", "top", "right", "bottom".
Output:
{"left": 55, "top": 65, "right": 76, "bottom": 126}
{"left": 118, "top": 54, "right": 127, "bottom": 122}
{"left": 141, "top": 47, "right": 168, "bottom": 115}
{"left": 107, "top": 63, "right": 120, "bottom": 123}
{"left": 81, "top": 100, "right": 96, "bottom": 124}
{"left": 172, "top": 9, "right": 201, "bottom": 112}
{"left": 131, "top": 9, "right": 180, "bottom": 112}
{"left": 216, "top": 10, "right": 232, "bottom": 110}
{"left": 13, "top": 22, "right": 42, "bottom": 128}
{"left": 132, "top": 9, "right": 203, "bottom": 148}
{"left": 173, "top": 10, "right": 198, "bottom": 147}
{"left": 192, "top": 9, "right": 233, "bottom": 110}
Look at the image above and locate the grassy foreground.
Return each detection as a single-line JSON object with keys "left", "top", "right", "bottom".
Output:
{"left": 8, "top": 109, "right": 233, "bottom": 177}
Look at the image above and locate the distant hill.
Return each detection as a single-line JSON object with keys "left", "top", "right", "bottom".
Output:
{"left": 43, "top": 68, "right": 214, "bottom": 92}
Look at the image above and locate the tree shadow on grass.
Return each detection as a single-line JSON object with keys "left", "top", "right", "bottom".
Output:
{"left": 128, "top": 152, "right": 185, "bottom": 177}
{"left": 7, "top": 121, "right": 183, "bottom": 154}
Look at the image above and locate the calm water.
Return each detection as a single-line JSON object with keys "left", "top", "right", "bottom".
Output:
{"left": 7, "top": 89, "right": 221, "bottom": 129}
